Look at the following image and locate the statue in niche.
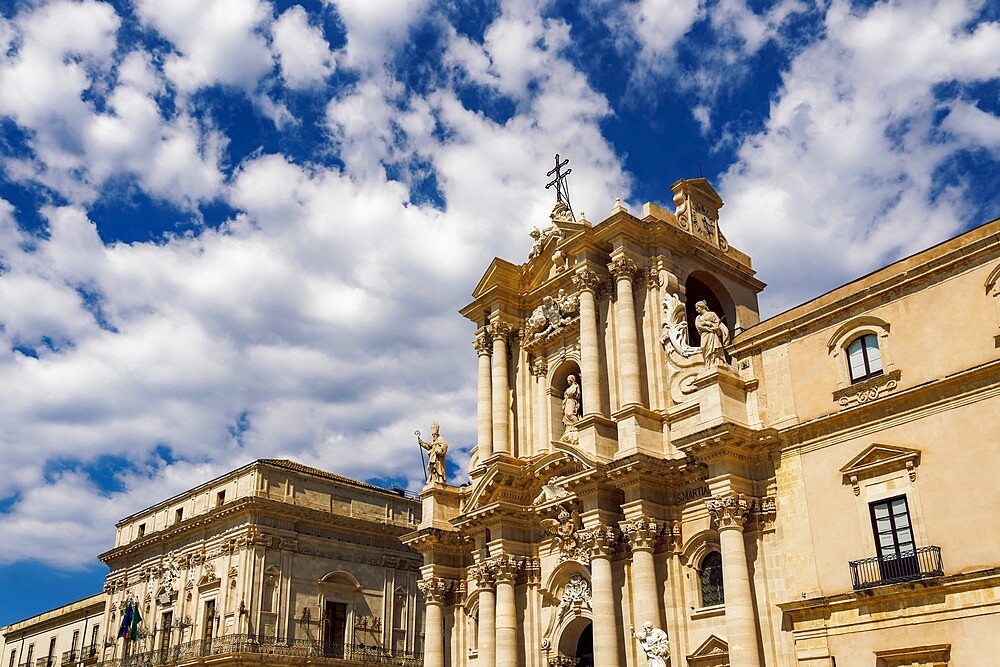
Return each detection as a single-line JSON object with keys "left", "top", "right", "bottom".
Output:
{"left": 561, "top": 375, "right": 582, "bottom": 443}
{"left": 694, "top": 300, "right": 729, "bottom": 368}
{"left": 417, "top": 421, "right": 449, "bottom": 485}
{"left": 630, "top": 621, "right": 670, "bottom": 667}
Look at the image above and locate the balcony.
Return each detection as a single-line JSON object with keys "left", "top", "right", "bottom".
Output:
{"left": 35, "top": 658, "right": 56, "bottom": 667}
{"left": 96, "top": 636, "right": 421, "bottom": 667}
{"left": 849, "top": 545, "right": 944, "bottom": 590}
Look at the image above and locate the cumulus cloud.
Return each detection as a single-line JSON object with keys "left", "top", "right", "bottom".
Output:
{"left": 273, "top": 5, "right": 336, "bottom": 88}
{"left": 719, "top": 0, "right": 1000, "bottom": 315}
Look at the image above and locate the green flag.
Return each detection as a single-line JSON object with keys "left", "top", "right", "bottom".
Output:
{"left": 129, "top": 604, "right": 143, "bottom": 641}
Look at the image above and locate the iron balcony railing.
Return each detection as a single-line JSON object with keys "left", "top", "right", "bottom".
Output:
{"left": 35, "top": 657, "right": 56, "bottom": 667}
{"left": 97, "top": 636, "right": 421, "bottom": 667}
{"left": 62, "top": 645, "right": 100, "bottom": 667}
{"left": 849, "top": 545, "right": 943, "bottom": 590}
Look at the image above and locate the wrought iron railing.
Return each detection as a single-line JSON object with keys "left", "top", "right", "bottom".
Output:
{"left": 849, "top": 545, "right": 943, "bottom": 590}
{"left": 96, "top": 636, "right": 421, "bottom": 667}
{"left": 35, "top": 657, "right": 56, "bottom": 667}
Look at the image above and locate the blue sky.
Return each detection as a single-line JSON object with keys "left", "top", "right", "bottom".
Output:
{"left": 0, "top": 0, "right": 997, "bottom": 625}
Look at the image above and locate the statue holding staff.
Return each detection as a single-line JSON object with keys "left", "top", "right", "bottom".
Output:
{"left": 417, "top": 421, "right": 449, "bottom": 485}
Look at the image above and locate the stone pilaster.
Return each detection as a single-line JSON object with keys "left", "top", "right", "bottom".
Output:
{"left": 417, "top": 577, "right": 449, "bottom": 667}
{"left": 574, "top": 269, "right": 603, "bottom": 417}
{"left": 608, "top": 255, "right": 642, "bottom": 408}
{"left": 623, "top": 517, "right": 662, "bottom": 630}
{"left": 532, "top": 357, "right": 549, "bottom": 451}
{"left": 581, "top": 526, "right": 622, "bottom": 667}
{"left": 473, "top": 333, "right": 493, "bottom": 460}
{"left": 488, "top": 320, "right": 515, "bottom": 456}
{"left": 706, "top": 494, "right": 761, "bottom": 667}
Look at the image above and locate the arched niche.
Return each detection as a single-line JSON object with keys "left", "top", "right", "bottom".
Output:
{"left": 556, "top": 616, "right": 594, "bottom": 664}
{"left": 684, "top": 271, "right": 736, "bottom": 352}
{"left": 549, "top": 358, "right": 582, "bottom": 441}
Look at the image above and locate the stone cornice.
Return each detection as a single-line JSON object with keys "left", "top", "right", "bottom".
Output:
{"left": 779, "top": 358, "right": 1000, "bottom": 452}
{"left": 674, "top": 422, "right": 779, "bottom": 463}
{"left": 101, "top": 494, "right": 418, "bottom": 565}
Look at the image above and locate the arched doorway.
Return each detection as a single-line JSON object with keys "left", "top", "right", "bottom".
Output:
{"left": 574, "top": 623, "right": 594, "bottom": 667}
{"left": 556, "top": 617, "right": 594, "bottom": 667}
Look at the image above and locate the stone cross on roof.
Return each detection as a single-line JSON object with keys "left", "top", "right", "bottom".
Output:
{"left": 545, "top": 153, "right": 575, "bottom": 220}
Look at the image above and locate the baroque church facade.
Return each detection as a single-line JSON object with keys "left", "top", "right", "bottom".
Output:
{"left": 403, "top": 178, "right": 1000, "bottom": 667}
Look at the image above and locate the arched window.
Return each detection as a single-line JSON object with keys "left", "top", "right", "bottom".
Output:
{"left": 846, "top": 334, "right": 883, "bottom": 382}
{"left": 699, "top": 552, "right": 724, "bottom": 606}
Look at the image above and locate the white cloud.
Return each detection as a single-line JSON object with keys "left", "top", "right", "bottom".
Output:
{"left": 273, "top": 5, "right": 335, "bottom": 88}
{"left": 326, "top": 0, "right": 430, "bottom": 69}
{"left": 719, "top": 0, "right": 1000, "bottom": 315}
{"left": 134, "top": 0, "right": 274, "bottom": 93}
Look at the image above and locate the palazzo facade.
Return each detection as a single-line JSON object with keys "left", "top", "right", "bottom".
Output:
{"left": 404, "top": 178, "right": 1000, "bottom": 666}
{"left": 95, "top": 459, "right": 424, "bottom": 666}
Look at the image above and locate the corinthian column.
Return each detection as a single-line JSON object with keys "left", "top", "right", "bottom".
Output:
{"left": 707, "top": 494, "right": 761, "bottom": 667}
{"left": 583, "top": 526, "right": 622, "bottom": 667}
{"left": 623, "top": 517, "right": 662, "bottom": 630}
{"left": 474, "top": 333, "right": 493, "bottom": 460}
{"left": 474, "top": 566, "right": 497, "bottom": 667}
{"left": 489, "top": 320, "right": 514, "bottom": 456}
{"left": 417, "top": 577, "right": 448, "bottom": 667}
{"left": 608, "top": 255, "right": 642, "bottom": 408}
{"left": 494, "top": 557, "right": 521, "bottom": 667}
{"left": 574, "top": 269, "right": 602, "bottom": 417}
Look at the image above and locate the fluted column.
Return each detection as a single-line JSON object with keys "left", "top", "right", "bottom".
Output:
{"left": 418, "top": 577, "right": 448, "bottom": 667}
{"left": 494, "top": 557, "right": 521, "bottom": 666}
{"left": 574, "top": 269, "right": 602, "bottom": 417}
{"left": 608, "top": 255, "right": 642, "bottom": 407}
{"left": 532, "top": 357, "right": 549, "bottom": 450}
{"left": 489, "top": 320, "right": 514, "bottom": 456}
{"left": 474, "top": 333, "right": 494, "bottom": 460}
{"left": 623, "top": 517, "right": 662, "bottom": 630}
{"left": 583, "top": 526, "right": 622, "bottom": 667}
{"left": 474, "top": 566, "right": 497, "bottom": 667}
{"left": 707, "top": 494, "right": 761, "bottom": 667}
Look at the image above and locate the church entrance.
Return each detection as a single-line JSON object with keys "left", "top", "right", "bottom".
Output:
{"left": 574, "top": 623, "right": 594, "bottom": 667}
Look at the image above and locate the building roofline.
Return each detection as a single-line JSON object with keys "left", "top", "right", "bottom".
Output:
{"left": 733, "top": 216, "right": 1000, "bottom": 349}
{"left": 114, "top": 458, "right": 418, "bottom": 527}
{"left": 3, "top": 593, "right": 104, "bottom": 633}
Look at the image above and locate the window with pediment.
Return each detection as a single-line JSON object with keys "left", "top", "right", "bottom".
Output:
{"left": 827, "top": 316, "right": 900, "bottom": 407}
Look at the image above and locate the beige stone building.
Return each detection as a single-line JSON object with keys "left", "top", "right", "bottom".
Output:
{"left": 95, "top": 458, "right": 424, "bottom": 666}
{"left": 404, "top": 178, "right": 1000, "bottom": 666}
{"left": 2, "top": 595, "right": 104, "bottom": 667}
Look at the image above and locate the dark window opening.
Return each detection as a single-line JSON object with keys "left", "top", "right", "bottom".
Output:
{"left": 699, "top": 551, "right": 725, "bottom": 606}
{"left": 870, "top": 495, "right": 919, "bottom": 582}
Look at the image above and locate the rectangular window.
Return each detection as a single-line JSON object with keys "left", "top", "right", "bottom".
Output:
{"left": 174, "top": 508, "right": 183, "bottom": 524}
{"left": 70, "top": 631, "right": 79, "bottom": 661}
{"left": 9, "top": 650, "right": 16, "bottom": 667}
{"left": 159, "top": 612, "right": 173, "bottom": 655}
{"left": 90, "top": 626, "right": 99, "bottom": 656}
{"left": 47, "top": 638, "right": 56, "bottom": 667}
{"left": 870, "top": 495, "right": 918, "bottom": 582}
{"left": 202, "top": 600, "right": 216, "bottom": 644}
{"left": 137, "top": 524, "right": 145, "bottom": 538}
{"left": 216, "top": 491, "right": 225, "bottom": 507}
{"left": 25, "top": 645, "right": 33, "bottom": 667}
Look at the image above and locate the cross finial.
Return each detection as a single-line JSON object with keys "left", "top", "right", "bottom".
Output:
{"left": 545, "top": 153, "right": 575, "bottom": 219}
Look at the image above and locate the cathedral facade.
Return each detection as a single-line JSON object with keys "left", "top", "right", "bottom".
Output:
{"left": 404, "top": 178, "right": 1000, "bottom": 667}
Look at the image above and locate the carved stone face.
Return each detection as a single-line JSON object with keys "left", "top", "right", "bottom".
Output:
{"left": 567, "top": 375, "right": 577, "bottom": 385}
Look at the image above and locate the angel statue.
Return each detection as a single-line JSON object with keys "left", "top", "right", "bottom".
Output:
{"left": 630, "top": 621, "right": 670, "bottom": 667}
{"left": 540, "top": 508, "right": 581, "bottom": 561}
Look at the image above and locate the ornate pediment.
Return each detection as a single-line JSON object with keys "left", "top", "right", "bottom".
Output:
{"left": 687, "top": 634, "right": 728, "bottom": 666}
{"left": 840, "top": 443, "right": 921, "bottom": 494}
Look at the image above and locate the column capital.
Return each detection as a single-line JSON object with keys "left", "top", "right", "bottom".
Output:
{"left": 473, "top": 332, "right": 492, "bottom": 356}
{"left": 418, "top": 576, "right": 451, "bottom": 605}
{"left": 573, "top": 269, "right": 602, "bottom": 293}
{"left": 580, "top": 525, "right": 620, "bottom": 559}
{"left": 471, "top": 562, "right": 496, "bottom": 589}
{"left": 607, "top": 255, "right": 640, "bottom": 283}
{"left": 490, "top": 554, "right": 524, "bottom": 585}
{"left": 531, "top": 356, "right": 548, "bottom": 378}
{"left": 488, "top": 319, "right": 517, "bottom": 340}
{"left": 706, "top": 493, "right": 757, "bottom": 531}
{"left": 622, "top": 516, "right": 662, "bottom": 552}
